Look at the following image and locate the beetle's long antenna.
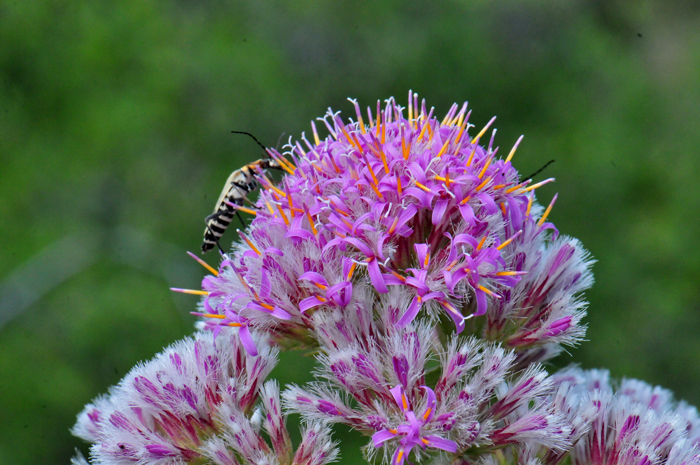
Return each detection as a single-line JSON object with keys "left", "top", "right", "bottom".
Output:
{"left": 523, "top": 160, "right": 555, "bottom": 182}
{"left": 276, "top": 132, "right": 286, "bottom": 151}
{"left": 235, "top": 211, "right": 246, "bottom": 228}
{"left": 231, "top": 131, "right": 267, "bottom": 153}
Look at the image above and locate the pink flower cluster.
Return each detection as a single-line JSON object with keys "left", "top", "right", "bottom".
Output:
{"left": 72, "top": 331, "right": 337, "bottom": 465}
{"left": 197, "top": 93, "right": 589, "bottom": 359}
{"left": 72, "top": 94, "right": 698, "bottom": 465}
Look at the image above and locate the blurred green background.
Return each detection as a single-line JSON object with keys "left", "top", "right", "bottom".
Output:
{"left": 1, "top": 1, "right": 699, "bottom": 463}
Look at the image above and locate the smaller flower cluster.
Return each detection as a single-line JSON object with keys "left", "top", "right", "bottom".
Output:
{"left": 555, "top": 368, "right": 700, "bottom": 465}
{"left": 477, "top": 368, "right": 700, "bottom": 465}
{"left": 284, "top": 324, "right": 574, "bottom": 465}
{"left": 484, "top": 233, "right": 594, "bottom": 366}
{"left": 72, "top": 331, "right": 338, "bottom": 465}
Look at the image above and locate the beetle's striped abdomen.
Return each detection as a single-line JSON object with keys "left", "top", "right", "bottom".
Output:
{"left": 201, "top": 158, "right": 282, "bottom": 253}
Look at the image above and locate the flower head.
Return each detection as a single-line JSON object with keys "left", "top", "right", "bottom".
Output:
{"left": 550, "top": 368, "right": 700, "bottom": 465}
{"left": 285, "top": 326, "right": 576, "bottom": 465}
{"left": 72, "top": 331, "right": 338, "bottom": 465}
{"left": 195, "top": 93, "right": 584, "bottom": 356}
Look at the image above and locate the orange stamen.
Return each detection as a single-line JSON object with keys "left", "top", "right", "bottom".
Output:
{"left": 333, "top": 206, "right": 350, "bottom": 217}
{"left": 475, "top": 176, "right": 492, "bottom": 192}
{"left": 351, "top": 132, "right": 364, "bottom": 154}
{"left": 238, "top": 230, "right": 261, "bottom": 255}
{"left": 446, "top": 258, "right": 460, "bottom": 271}
{"left": 347, "top": 262, "right": 357, "bottom": 280}
{"left": 455, "top": 119, "right": 469, "bottom": 143}
{"left": 452, "top": 139, "right": 464, "bottom": 158}
{"left": 537, "top": 194, "right": 558, "bottom": 227}
{"left": 377, "top": 146, "right": 389, "bottom": 173}
{"left": 433, "top": 174, "right": 451, "bottom": 188}
{"left": 233, "top": 270, "right": 251, "bottom": 291}
{"left": 269, "top": 151, "right": 295, "bottom": 175}
{"left": 401, "top": 132, "right": 408, "bottom": 160}
{"left": 277, "top": 152, "right": 298, "bottom": 174}
{"left": 339, "top": 125, "right": 359, "bottom": 151}
{"left": 365, "top": 158, "right": 381, "bottom": 187}
{"left": 306, "top": 210, "right": 318, "bottom": 235}
{"left": 441, "top": 104, "right": 455, "bottom": 125}
{"left": 414, "top": 95, "right": 420, "bottom": 125}
{"left": 336, "top": 214, "right": 354, "bottom": 230}
{"left": 471, "top": 116, "right": 497, "bottom": 144}
{"left": 199, "top": 313, "right": 225, "bottom": 319}
{"left": 187, "top": 251, "right": 219, "bottom": 276}
{"left": 170, "top": 288, "right": 209, "bottom": 296}
{"left": 476, "top": 234, "right": 488, "bottom": 251}
{"left": 526, "top": 193, "right": 534, "bottom": 218}
{"left": 311, "top": 121, "right": 321, "bottom": 146}
{"left": 495, "top": 271, "right": 524, "bottom": 276}
{"left": 258, "top": 301, "right": 275, "bottom": 311}
{"left": 276, "top": 204, "right": 290, "bottom": 226}
{"left": 388, "top": 269, "right": 406, "bottom": 282}
{"left": 478, "top": 285, "right": 500, "bottom": 298}
{"left": 478, "top": 154, "right": 494, "bottom": 179}
{"left": 267, "top": 183, "right": 287, "bottom": 198}
{"left": 286, "top": 186, "right": 295, "bottom": 218}
{"left": 414, "top": 181, "right": 432, "bottom": 193}
{"left": 388, "top": 216, "right": 400, "bottom": 235}
{"left": 497, "top": 230, "right": 522, "bottom": 250}
{"left": 328, "top": 154, "right": 341, "bottom": 174}
{"left": 369, "top": 179, "right": 384, "bottom": 200}
{"left": 232, "top": 205, "right": 258, "bottom": 216}
{"left": 436, "top": 138, "right": 450, "bottom": 158}
{"left": 355, "top": 111, "right": 366, "bottom": 135}
{"left": 264, "top": 199, "right": 275, "bottom": 215}
{"left": 442, "top": 300, "right": 462, "bottom": 318}
{"left": 417, "top": 118, "right": 430, "bottom": 141}
{"left": 505, "top": 181, "right": 529, "bottom": 194}
{"left": 466, "top": 138, "right": 479, "bottom": 167}
{"left": 381, "top": 112, "right": 386, "bottom": 143}
{"left": 520, "top": 178, "right": 554, "bottom": 193}
{"left": 455, "top": 109, "right": 466, "bottom": 127}
{"left": 506, "top": 135, "right": 524, "bottom": 163}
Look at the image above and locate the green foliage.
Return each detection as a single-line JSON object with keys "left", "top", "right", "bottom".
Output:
{"left": 1, "top": 1, "right": 699, "bottom": 463}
